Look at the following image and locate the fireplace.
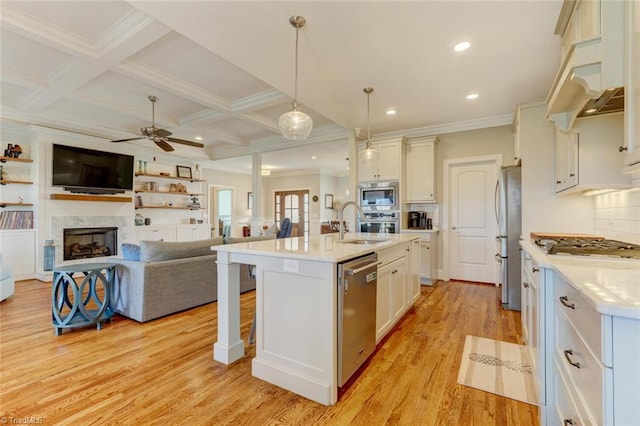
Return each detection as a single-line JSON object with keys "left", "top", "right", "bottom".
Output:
{"left": 63, "top": 227, "right": 117, "bottom": 261}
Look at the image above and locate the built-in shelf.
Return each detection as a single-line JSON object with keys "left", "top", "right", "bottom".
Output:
{"left": 135, "top": 205, "right": 201, "bottom": 210}
{"left": 0, "top": 202, "right": 34, "bottom": 208}
{"left": 135, "top": 172, "right": 204, "bottom": 183}
{"left": 50, "top": 194, "right": 132, "bottom": 203}
{"left": 0, "top": 156, "right": 33, "bottom": 163}
{"left": 134, "top": 190, "right": 204, "bottom": 196}
{"left": 0, "top": 180, "right": 33, "bottom": 185}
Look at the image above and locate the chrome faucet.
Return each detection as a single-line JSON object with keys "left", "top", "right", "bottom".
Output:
{"left": 338, "top": 201, "right": 364, "bottom": 240}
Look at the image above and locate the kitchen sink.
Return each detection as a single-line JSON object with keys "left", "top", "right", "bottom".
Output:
{"left": 338, "top": 239, "right": 390, "bottom": 245}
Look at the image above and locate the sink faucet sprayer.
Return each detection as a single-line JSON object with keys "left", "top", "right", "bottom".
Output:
{"left": 338, "top": 201, "right": 364, "bottom": 240}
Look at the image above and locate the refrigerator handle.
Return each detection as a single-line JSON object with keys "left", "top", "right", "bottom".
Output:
{"left": 494, "top": 179, "right": 500, "bottom": 226}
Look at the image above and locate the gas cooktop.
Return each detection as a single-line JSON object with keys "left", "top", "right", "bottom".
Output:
{"left": 535, "top": 237, "right": 640, "bottom": 259}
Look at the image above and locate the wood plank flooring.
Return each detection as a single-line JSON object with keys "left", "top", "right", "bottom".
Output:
{"left": 0, "top": 279, "right": 538, "bottom": 425}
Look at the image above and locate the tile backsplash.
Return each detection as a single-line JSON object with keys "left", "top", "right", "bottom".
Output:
{"left": 593, "top": 181, "right": 640, "bottom": 245}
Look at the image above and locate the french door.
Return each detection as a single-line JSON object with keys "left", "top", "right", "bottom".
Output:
{"left": 274, "top": 190, "right": 309, "bottom": 238}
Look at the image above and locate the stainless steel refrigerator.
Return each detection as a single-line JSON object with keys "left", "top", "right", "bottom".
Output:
{"left": 495, "top": 165, "right": 522, "bottom": 311}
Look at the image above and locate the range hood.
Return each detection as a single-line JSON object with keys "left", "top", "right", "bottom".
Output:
{"left": 546, "top": 0, "right": 625, "bottom": 131}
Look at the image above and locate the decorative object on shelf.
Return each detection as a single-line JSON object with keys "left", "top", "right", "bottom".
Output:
{"left": 159, "top": 172, "right": 169, "bottom": 177}
{"left": 278, "top": 15, "right": 313, "bottom": 140}
{"left": 247, "top": 192, "right": 253, "bottom": 209}
{"left": 312, "top": 195, "right": 319, "bottom": 203}
{"left": 324, "top": 194, "right": 333, "bottom": 209}
{"left": 358, "top": 87, "right": 378, "bottom": 167}
{"left": 4, "top": 144, "right": 22, "bottom": 158}
{"left": 0, "top": 165, "right": 4, "bottom": 181}
{"left": 138, "top": 160, "right": 144, "bottom": 174}
{"left": 135, "top": 195, "right": 143, "bottom": 208}
{"left": 189, "top": 218, "right": 196, "bottom": 224}
{"left": 150, "top": 182, "right": 158, "bottom": 191}
{"left": 44, "top": 240, "right": 55, "bottom": 271}
{"left": 17, "top": 196, "right": 23, "bottom": 204}
{"left": 143, "top": 161, "right": 148, "bottom": 174}
{"left": 188, "top": 196, "right": 201, "bottom": 210}
{"left": 169, "top": 183, "right": 177, "bottom": 192}
{"left": 194, "top": 162, "right": 201, "bottom": 180}
{"left": 143, "top": 181, "right": 152, "bottom": 191}
{"left": 144, "top": 218, "right": 151, "bottom": 225}
{"left": 135, "top": 213, "right": 144, "bottom": 226}
{"left": 176, "top": 165, "right": 192, "bottom": 179}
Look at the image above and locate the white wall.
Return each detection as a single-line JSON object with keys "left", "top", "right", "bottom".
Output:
{"left": 203, "top": 168, "right": 252, "bottom": 237}
{"left": 520, "top": 102, "right": 593, "bottom": 237}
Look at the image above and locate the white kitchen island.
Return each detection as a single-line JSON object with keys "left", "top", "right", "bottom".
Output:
{"left": 212, "top": 233, "right": 419, "bottom": 405}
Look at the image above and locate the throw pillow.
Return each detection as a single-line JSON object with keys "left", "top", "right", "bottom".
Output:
{"left": 139, "top": 237, "right": 224, "bottom": 262}
{"left": 121, "top": 243, "right": 140, "bottom": 261}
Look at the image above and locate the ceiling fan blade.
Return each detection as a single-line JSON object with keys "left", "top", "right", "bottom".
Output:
{"left": 154, "top": 139, "right": 174, "bottom": 152}
{"left": 165, "top": 137, "right": 205, "bottom": 148}
{"left": 111, "top": 137, "right": 144, "bottom": 143}
{"left": 154, "top": 128, "right": 172, "bottom": 138}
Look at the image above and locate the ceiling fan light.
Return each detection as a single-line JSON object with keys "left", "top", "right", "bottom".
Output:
{"left": 279, "top": 109, "right": 313, "bottom": 140}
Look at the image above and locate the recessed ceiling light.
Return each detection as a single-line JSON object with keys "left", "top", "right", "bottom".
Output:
{"left": 584, "top": 108, "right": 597, "bottom": 114}
{"left": 466, "top": 93, "right": 479, "bottom": 100}
{"left": 454, "top": 41, "right": 471, "bottom": 52}
{"left": 386, "top": 109, "right": 396, "bottom": 115}
{"left": 194, "top": 136, "right": 203, "bottom": 141}
{"left": 261, "top": 169, "right": 271, "bottom": 176}
{"left": 312, "top": 156, "right": 317, "bottom": 159}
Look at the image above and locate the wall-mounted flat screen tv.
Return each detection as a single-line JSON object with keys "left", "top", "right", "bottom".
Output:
{"left": 52, "top": 144, "right": 134, "bottom": 193}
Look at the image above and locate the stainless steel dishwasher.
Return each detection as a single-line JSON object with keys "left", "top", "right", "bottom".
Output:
{"left": 338, "top": 252, "right": 379, "bottom": 387}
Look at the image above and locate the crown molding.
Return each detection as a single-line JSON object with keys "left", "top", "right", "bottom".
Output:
{"left": 374, "top": 113, "right": 514, "bottom": 141}
{"left": 0, "top": 67, "right": 49, "bottom": 90}
{"left": 232, "top": 89, "right": 289, "bottom": 113}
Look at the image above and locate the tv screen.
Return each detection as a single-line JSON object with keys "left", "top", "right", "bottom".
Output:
{"left": 52, "top": 144, "right": 134, "bottom": 193}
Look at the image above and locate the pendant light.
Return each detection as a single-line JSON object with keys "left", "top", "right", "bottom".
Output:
{"left": 278, "top": 15, "right": 313, "bottom": 140}
{"left": 358, "top": 87, "right": 378, "bottom": 165}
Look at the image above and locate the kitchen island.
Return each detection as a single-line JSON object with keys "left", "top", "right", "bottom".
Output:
{"left": 212, "top": 233, "right": 419, "bottom": 405}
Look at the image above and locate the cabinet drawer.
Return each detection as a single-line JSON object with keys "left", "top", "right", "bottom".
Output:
{"left": 554, "top": 274, "right": 609, "bottom": 363}
{"left": 553, "top": 356, "right": 587, "bottom": 426}
{"left": 377, "top": 244, "right": 407, "bottom": 267}
{"left": 555, "top": 307, "right": 607, "bottom": 425}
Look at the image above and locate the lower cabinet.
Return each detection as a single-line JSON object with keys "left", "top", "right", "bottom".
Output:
{"left": 133, "top": 224, "right": 210, "bottom": 243}
{"left": 0, "top": 230, "right": 35, "bottom": 280}
{"left": 376, "top": 245, "right": 410, "bottom": 344}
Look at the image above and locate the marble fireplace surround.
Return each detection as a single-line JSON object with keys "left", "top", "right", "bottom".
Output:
{"left": 50, "top": 216, "right": 129, "bottom": 265}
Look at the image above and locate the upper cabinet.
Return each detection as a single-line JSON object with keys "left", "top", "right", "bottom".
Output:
{"left": 357, "top": 138, "right": 402, "bottom": 182}
{"left": 622, "top": 0, "right": 640, "bottom": 170}
{"left": 546, "top": 0, "right": 625, "bottom": 131}
{"left": 403, "top": 136, "right": 438, "bottom": 203}
{"left": 555, "top": 113, "right": 630, "bottom": 194}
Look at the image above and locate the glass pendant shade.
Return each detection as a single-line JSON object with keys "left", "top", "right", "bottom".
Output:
{"left": 279, "top": 105, "right": 313, "bottom": 140}
{"left": 358, "top": 143, "right": 378, "bottom": 165}
{"left": 279, "top": 16, "right": 313, "bottom": 140}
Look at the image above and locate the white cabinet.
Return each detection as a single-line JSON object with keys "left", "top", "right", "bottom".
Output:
{"left": 357, "top": 139, "right": 401, "bottom": 182}
{"left": 402, "top": 231, "right": 438, "bottom": 285}
{"left": 176, "top": 224, "right": 210, "bottom": 241}
{"left": 375, "top": 242, "right": 412, "bottom": 343}
{"left": 0, "top": 230, "right": 35, "bottom": 280}
{"left": 513, "top": 107, "right": 522, "bottom": 165}
{"left": 409, "top": 238, "right": 420, "bottom": 303}
{"left": 134, "top": 225, "right": 177, "bottom": 242}
{"left": 554, "top": 114, "right": 629, "bottom": 194}
{"left": 622, "top": 0, "right": 640, "bottom": 169}
{"left": 403, "top": 136, "right": 438, "bottom": 203}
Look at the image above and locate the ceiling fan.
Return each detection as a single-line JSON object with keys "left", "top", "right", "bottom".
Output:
{"left": 110, "top": 95, "right": 205, "bottom": 152}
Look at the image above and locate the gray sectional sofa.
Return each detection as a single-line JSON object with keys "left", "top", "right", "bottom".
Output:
{"left": 110, "top": 235, "right": 274, "bottom": 322}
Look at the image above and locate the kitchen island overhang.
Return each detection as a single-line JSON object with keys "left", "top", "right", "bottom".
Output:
{"left": 212, "top": 233, "right": 419, "bottom": 405}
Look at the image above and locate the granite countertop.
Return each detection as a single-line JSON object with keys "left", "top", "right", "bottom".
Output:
{"left": 214, "top": 233, "right": 419, "bottom": 263}
{"left": 521, "top": 240, "right": 640, "bottom": 320}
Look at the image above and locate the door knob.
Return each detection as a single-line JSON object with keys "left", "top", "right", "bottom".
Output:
{"left": 451, "top": 226, "right": 457, "bottom": 230}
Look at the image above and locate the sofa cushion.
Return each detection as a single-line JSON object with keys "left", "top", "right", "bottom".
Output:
{"left": 139, "top": 237, "right": 224, "bottom": 262}
{"left": 121, "top": 243, "right": 141, "bottom": 261}
{"left": 224, "top": 234, "right": 276, "bottom": 245}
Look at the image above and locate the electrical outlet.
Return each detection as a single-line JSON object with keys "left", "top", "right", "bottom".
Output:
{"left": 283, "top": 259, "right": 299, "bottom": 273}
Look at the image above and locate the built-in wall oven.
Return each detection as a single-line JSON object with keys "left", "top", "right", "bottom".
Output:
{"left": 358, "top": 212, "right": 400, "bottom": 234}
{"left": 358, "top": 181, "right": 399, "bottom": 212}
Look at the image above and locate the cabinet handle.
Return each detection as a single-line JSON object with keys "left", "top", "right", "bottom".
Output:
{"left": 619, "top": 146, "right": 628, "bottom": 152}
{"left": 531, "top": 267, "right": 539, "bottom": 273}
{"left": 556, "top": 180, "right": 561, "bottom": 184}
{"left": 563, "top": 349, "right": 581, "bottom": 369}
{"left": 569, "top": 173, "right": 575, "bottom": 177}
{"left": 559, "top": 296, "right": 575, "bottom": 309}
{"left": 523, "top": 281, "right": 529, "bottom": 288}
{"left": 564, "top": 420, "right": 575, "bottom": 426}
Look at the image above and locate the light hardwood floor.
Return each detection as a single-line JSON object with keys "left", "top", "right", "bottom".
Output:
{"left": 0, "top": 279, "right": 538, "bottom": 425}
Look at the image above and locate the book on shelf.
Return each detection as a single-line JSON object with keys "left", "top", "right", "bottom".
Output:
{"left": 0, "top": 210, "right": 34, "bottom": 230}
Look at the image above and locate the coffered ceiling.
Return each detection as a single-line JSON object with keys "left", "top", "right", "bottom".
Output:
{"left": 0, "top": 1, "right": 562, "bottom": 176}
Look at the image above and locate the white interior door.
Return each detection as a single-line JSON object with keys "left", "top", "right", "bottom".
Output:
{"left": 447, "top": 158, "right": 499, "bottom": 283}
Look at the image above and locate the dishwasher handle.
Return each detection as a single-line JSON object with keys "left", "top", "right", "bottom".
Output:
{"left": 345, "top": 260, "right": 382, "bottom": 275}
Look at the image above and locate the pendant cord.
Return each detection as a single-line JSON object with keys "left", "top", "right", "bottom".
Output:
{"left": 367, "top": 91, "right": 371, "bottom": 147}
{"left": 294, "top": 26, "right": 299, "bottom": 104}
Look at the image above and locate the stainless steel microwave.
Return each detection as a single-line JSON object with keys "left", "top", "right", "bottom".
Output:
{"left": 358, "top": 181, "right": 399, "bottom": 211}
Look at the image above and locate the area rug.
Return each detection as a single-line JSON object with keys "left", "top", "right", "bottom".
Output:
{"left": 457, "top": 335, "right": 538, "bottom": 406}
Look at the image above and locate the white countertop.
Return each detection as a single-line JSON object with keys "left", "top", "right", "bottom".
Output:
{"left": 400, "top": 227, "right": 440, "bottom": 233}
{"left": 214, "top": 233, "right": 419, "bottom": 263}
{"left": 521, "top": 240, "right": 640, "bottom": 320}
